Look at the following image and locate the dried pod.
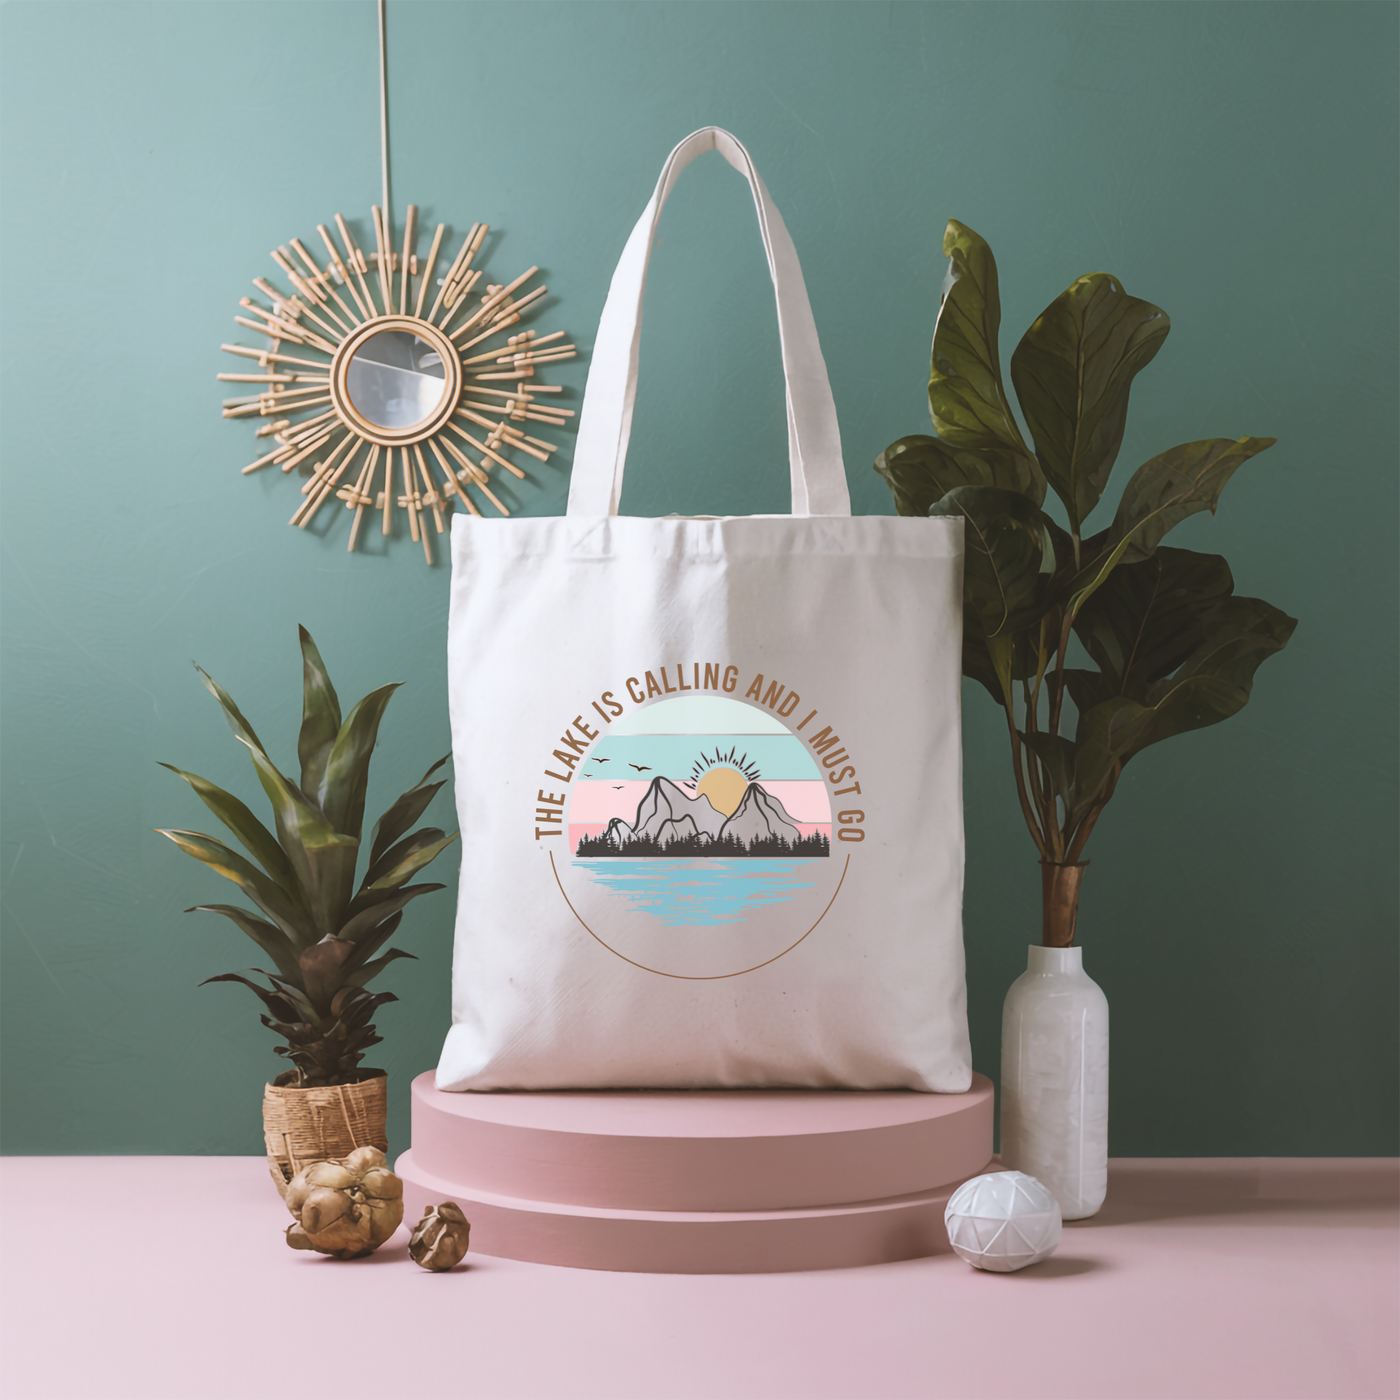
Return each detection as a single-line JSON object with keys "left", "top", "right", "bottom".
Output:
{"left": 408, "top": 1201, "right": 471, "bottom": 1272}
{"left": 283, "top": 1145, "right": 405, "bottom": 1259}
{"left": 285, "top": 1222, "right": 321, "bottom": 1252}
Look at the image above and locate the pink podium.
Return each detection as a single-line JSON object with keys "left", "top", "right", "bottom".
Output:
{"left": 396, "top": 1072, "right": 994, "bottom": 1273}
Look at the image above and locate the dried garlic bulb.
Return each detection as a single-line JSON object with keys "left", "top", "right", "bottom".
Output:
{"left": 284, "top": 1146, "right": 405, "bottom": 1260}
{"left": 408, "top": 1201, "right": 471, "bottom": 1271}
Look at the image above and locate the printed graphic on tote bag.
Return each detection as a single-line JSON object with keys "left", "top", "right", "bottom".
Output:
{"left": 533, "top": 665, "right": 866, "bottom": 980}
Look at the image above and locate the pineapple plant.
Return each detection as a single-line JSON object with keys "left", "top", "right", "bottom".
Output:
{"left": 158, "top": 626, "right": 458, "bottom": 1088}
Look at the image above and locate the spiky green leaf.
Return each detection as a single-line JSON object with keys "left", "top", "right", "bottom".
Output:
{"left": 158, "top": 763, "right": 294, "bottom": 890}
{"left": 367, "top": 755, "right": 449, "bottom": 872}
{"left": 195, "top": 664, "right": 268, "bottom": 757}
{"left": 202, "top": 970, "right": 308, "bottom": 1024}
{"left": 186, "top": 904, "right": 302, "bottom": 984}
{"left": 318, "top": 684, "right": 400, "bottom": 840}
{"left": 364, "top": 827, "right": 449, "bottom": 889}
{"left": 342, "top": 911, "right": 405, "bottom": 977}
{"left": 344, "top": 947, "right": 418, "bottom": 989}
{"left": 157, "top": 829, "right": 309, "bottom": 946}
{"left": 237, "top": 738, "right": 358, "bottom": 940}
{"left": 298, "top": 935, "right": 356, "bottom": 1014}
{"left": 337, "top": 883, "right": 443, "bottom": 943}
{"left": 366, "top": 831, "right": 459, "bottom": 891}
{"left": 297, "top": 626, "right": 343, "bottom": 797}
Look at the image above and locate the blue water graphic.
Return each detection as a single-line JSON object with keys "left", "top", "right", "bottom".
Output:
{"left": 574, "top": 858, "right": 821, "bottom": 927}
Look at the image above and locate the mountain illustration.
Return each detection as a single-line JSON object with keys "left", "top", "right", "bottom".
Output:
{"left": 720, "top": 783, "right": 801, "bottom": 845}
{"left": 605, "top": 777, "right": 727, "bottom": 846}
{"left": 577, "top": 776, "right": 828, "bottom": 859}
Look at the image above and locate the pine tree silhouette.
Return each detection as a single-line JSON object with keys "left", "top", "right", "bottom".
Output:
{"left": 575, "top": 827, "right": 830, "bottom": 859}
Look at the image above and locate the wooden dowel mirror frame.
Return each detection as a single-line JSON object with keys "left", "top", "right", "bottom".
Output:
{"left": 217, "top": 204, "right": 578, "bottom": 563}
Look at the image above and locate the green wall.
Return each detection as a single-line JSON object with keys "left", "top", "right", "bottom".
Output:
{"left": 2, "top": 1, "right": 1395, "bottom": 1157}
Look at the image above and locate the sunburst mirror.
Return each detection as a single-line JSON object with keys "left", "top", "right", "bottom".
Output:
{"left": 218, "top": 205, "right": 576, "bottom": 562}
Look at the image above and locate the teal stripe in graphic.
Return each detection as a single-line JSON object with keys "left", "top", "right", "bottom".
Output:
{"left": 582, "top": 733, "right": 822, "bottom": 781}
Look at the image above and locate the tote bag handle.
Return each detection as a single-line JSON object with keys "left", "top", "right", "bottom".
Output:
{"left": 568, "top": 127, "right": 851, "bottom": 519}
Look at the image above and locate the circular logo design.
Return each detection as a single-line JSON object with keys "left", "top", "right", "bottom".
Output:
{"left": 551, "top": 693, "right": 848, "bottom": 978}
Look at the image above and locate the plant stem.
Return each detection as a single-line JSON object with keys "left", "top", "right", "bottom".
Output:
{"left": 1066, "top": 764, "right": 1120, "bottom": 863}
{"left": 1004, "top": 703, "right": 1049, "bottom": 859}
{"left": 1021, "top": 677, "right": 1062, "bottom": 859}
{"left": 1046, "top": 607, "right": 1075, "bottom": 742}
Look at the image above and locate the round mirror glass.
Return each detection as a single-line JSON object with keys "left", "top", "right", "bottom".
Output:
{"left": 344, "top": 329, "right": 448, "bottom": 430}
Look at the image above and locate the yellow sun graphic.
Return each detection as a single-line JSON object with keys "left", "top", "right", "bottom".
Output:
{"left": 689, "top": 747, "right": 761, "bottom": 816}
{"left": 694, "top": 766, "right": 749, "bottom": 818}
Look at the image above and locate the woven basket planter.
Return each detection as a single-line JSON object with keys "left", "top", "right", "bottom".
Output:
{"left": 263, "top": 1070, "right": 389, "bottom": 1198}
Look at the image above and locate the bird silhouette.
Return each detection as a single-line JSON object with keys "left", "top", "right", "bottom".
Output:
{"left": 628, "top": 763, "right": 652, "bottom": 772}
{"left": 612, "top": 785, "right": 625, "bottom": 789}
{"left": 590, "top": 757, "right": 610, "bottom": 763}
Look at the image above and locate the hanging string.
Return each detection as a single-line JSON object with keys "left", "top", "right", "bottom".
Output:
{"left": 378, "top": 0, "right": 391, "bottom": 238}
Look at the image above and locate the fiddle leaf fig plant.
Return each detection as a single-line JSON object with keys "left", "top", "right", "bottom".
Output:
{"left": 877, "top": 221, "right": 1296, "bottom": 944}
{"left": 157, "top": 627, "right": 458, "bottom": 1085}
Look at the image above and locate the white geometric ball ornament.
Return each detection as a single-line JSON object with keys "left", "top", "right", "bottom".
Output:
{"left": 944, "top": 1170, "right": 1062, "bottom": 1273}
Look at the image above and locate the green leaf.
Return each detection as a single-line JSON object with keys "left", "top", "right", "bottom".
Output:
{"left": 186, "top": 904, "right": 302, "bottom": 984}
{"left": 929, "top": 486, "right": 1053, "bottom": 641}
{"left": 1062, "top": 667, "right": 1119, "bottom": 717}
{"left": 297, "top": 626, "right": 343, "bottom": 798}
{"left": 366, "top": 830, "right": 459, "bottom": 891}
{"left": 317, "top": 684, "right": 401, "bottom": 840}
{"left": 1145, "top": 596, "right": 1296, "bottom": 710}
{"left": 157, "top": 829, "right": 310, "bottom": 946}
{"left": 1020, "top": 731, "right": 1077, "bottom": 808}
{"left": 158, "top": 763, "right": 294, "bottom": 890}
{"left": 202, "top": 970, "right": 313, "bottom": 1026}
{"left": 1009, "top": 273, "right": 1170, "bottom": 534}
{"left": 238, "top": 738, "right": 359, "bottom": 940}
{"left": 344, "top": 947, "right": 417, "bottom": 989}
{"left": 929, "top": 222, "right": 1041, "bottom": 479}
{"left": 1109, "top": 436, "right": 1276, "bottom": 565}
{"left": 874, "top": 434, "right": 1044, "bottom": 515}
{"left": 1072, "top": 595, "right": 1296, "bottom": 788}
{"left": 337, "top": 885, "right": 444, "bottom": 945}
{"left": 934, "top": 483, "right": 1058, "bottom": 706}
{"left": 367, "top": 756, "right": 449, "bottom": 872}
{"left": 364, "top": 827, "right": 447, "bottom": 889}
{"left": 1063, "top": 437, "right": 1274, "bottom": 620}
{"left": 961, "top": 629, "right": 1004, "bottom": 705}
{"left": 195, "top": 664, "right": 268, "bottom": 757}
{"left": 341, "top": 912, "right": 404, "bottom": 979}
{"left": 963, "top": 629, "right": 1042, "bottom": 706}
{"left": 1072, "top": 548, "right": 1236, "bottom": 700}
{"left": 1071, "top": 695, "right": 1141, "bottom": 812}
{"left": 298, "top": 935, "right": 356, "bottom": 1013}
{"left": 330, "top": 986, "right": 397, "bottom": 1026}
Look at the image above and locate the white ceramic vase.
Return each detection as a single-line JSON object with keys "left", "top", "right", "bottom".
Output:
{"left": 999, "top": 944, "right": 1109, "bottom": 1220}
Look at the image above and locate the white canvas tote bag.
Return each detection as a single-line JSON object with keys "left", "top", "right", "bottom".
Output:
{"left": 438, "top": 127, "right": 970, "bottom": 1092}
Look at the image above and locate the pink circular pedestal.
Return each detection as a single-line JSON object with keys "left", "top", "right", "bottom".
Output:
{"left": 396, "top": 1071, "right": 994, "bottom": 1273}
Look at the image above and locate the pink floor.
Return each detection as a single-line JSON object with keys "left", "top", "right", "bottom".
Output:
{"left": 2, "top": 1157, "right": 1395, "bottom": 1400}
